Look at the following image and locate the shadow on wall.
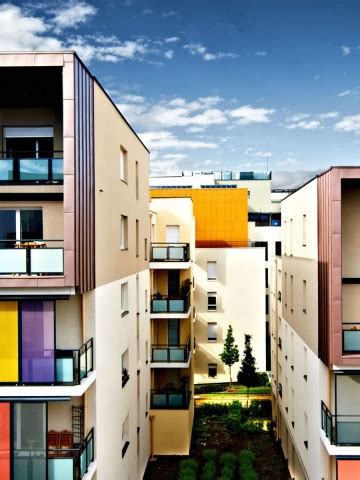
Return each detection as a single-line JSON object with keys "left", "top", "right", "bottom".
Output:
{"left": 194, "top": 248, "right": 227, "bottom": 287}
{"left": 194, "top": 282, "right": 225, "bottom": 314}
{"left": 194, "top": 343, "right": 226, "bottom": 376}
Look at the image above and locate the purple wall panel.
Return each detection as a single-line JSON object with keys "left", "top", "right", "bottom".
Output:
{"left": 21, "top": 301, "right": 55, "bottom": 383}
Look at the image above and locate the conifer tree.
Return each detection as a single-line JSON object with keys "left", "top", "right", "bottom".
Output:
{"left": 220, "top": 325, "right": 239, "bottom": 387}
{"left": 237, "top": 334, "right": 258, "bottom": 405}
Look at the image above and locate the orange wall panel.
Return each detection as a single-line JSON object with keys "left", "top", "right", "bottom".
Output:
{"left": 151, "top": 188, "right": 248, "bottom": 247}
{"left": 337, "top": 459, "right": 360, "bottom": 479}
{"left": 0, "top": 403, "right": 10, "bottom": 480}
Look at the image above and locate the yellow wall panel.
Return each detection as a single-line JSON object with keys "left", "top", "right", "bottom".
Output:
{"left": 151, "top": 188, "right": 248, "bottom": 247}
{"left": 0, "top": 302, "right": 18, "bottom": 382}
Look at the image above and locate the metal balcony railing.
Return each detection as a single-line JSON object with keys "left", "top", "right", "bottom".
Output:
{"left": 0, "top": 239, "right": 64, "bottom": 276}
{"left": 151, "top": 338, "right": 191, "bottom": 363}
{"left": 321, "top": 400, "right": 360, "bottom": 445}
{"left": 56, "top": 339, "right": 94, "bottom": 385}
{"left": 343, "top": 323, "right": 360, "bottom": 353}
{"left": 151, "top": 292, "right": 190, "bottom": 314}
{"left": 151, "top": 389, "right": 191, "bottom": 409}
{"left": 48, "top": 428, "right": 94, "bottom": 479}
{"left": 0, "top": 150, "right": 63, "bottom": 184}
{"left": 150, "top": 243, "right": 190, "bottom": 262}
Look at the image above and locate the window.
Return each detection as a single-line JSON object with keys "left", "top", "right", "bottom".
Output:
{"left": 275, "top": 241, "right": 282, "bottom": 256}
{"left": 145, "top": 289, "right": 148, "bottom": 312}
{"left": 208, "top": 363, "right": 217, "bottom": 378}
{"left": 121, "top": 282, "right": 129, "bottom": 316}
{"left": 266, "top": 295, "right": 269, "bottom": 315}
{"left": 207, "top": 322, "right": 217, "bottom": 341}
{"left": 136, "top": 220, "right": 139, "bottom": 257}
{"left": 144, "top": 238, "right": 148, "bottom": 261}
{"left": 120, "top": 146, "right": 128, "bottom": 183}
{"left": 145, "top": 341, "right": 149, "bottom": 364}
{"left": 0, "top": 209, "right": 43, "bottom": 247}
{"left": 265, "top": 268, "right": 268, "bottom": 288}
{"left": 121, "top": 415, "right": 129, "bottom": 457}
{"left": 120, "top": 215, "right": 128, "bottom": 250}
{"left": 145, "top": 392, "right": 148, "bottom": 416}
{"left": 302, "top": 214, "right": 307, "bottom": 247}
{"left": 207, "top": 261, "right": 217, "bottom": 280}
{"left": 166, "top": 225, "right": 180, "bottom": 243}
{"left": 290, "top": 275, "right": 294, "bottom": 312}
{"left": 302, "top": 280, "right": 307, "bottom": 313}
{"left": 207, "top": 292, "right": 217, "bottom": 311}
{"left": 122, "top": 349, "right": 129, "bottom": 387}
{"left": 135, "top": 160, "right": 139, "bottom": 199}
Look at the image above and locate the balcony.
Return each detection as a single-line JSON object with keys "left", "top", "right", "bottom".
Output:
{"left": 56, "top": 339, "right": 94, "bottom": 385}
{"left": 321, "top": 401, "right": 360, "bottom": 446}
{"left": 151, "top": 293, "right": 190, "bottom": 317}
{"left": 150, "top": 243, "right": 191, "bottom": 269}
{"left": 0, "top": 239, "right": 64, "bottom": 276}
{"left": 151, "top": 388, "right": 191, "bottom": 409}
{"left": 48, "top": 428, "right": 94, "bottom": 480}
{"left": 343, "top": 323, "right": 360, "bottom": 353}
{"left": 151, "top": 338, "right": 191, "bottom": 368}
{"left": 0, "top": 152, "right": 63, "bottom": 184}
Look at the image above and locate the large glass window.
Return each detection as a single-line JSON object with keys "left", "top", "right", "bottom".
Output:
{"left": 0, "top": 302, "right": 18, "bottom": 382}
{"left": 13, "top": 403, "right": 46, "bottom": 480}
{"left": 21, "top": 301, "right": 55, "bottom": 383}
{"left": 0, "top": 211, "right": 16, "bottom": 248}
{"left": 0, "top": 209, "right": 42, "bottom": 246}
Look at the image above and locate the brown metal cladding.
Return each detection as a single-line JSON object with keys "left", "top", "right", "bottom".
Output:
{"left": 74, "top": 56, "right": 95, "bottom": 293}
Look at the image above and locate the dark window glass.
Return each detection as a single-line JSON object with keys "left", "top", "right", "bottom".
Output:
{"left": 265, "top": 268, "right": 268, "bottom": 288}
{"left": 0, "top": 211, "right": 16, "bottom": 248}
{"left": 271, "top": 213, "right": 281, "bottom": 226}
{"left": 20, "top": 210, "right": 43, "bottom": 240}
{"left": 275, "top": 241, "right": 282, "bottom": 256}
{"left": 266, "top": 295, "right": 269, "bottom": 315}
{"left": 208, "top": 364, "right": 217, "bottom": 377}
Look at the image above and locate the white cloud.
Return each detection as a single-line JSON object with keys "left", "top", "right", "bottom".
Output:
{"left": 165, "top": 36, "right": 179, "bottom": 44}
{"left": 184, "top": 43, "right": 237, "bottom": 61}
{"left": 276, "top": 158, "right": 299, "bottom": 166}
{"left": 256, "top": 51, "right": 267, "bottom": 56}
{"left": 334, "top": 114, "right": 360, "bottom": 134}
{"left": 253, "top": 151, "right": 273, "bottom": 158}
{"left": 287, "top": 113, "right": 310, "bottom": 122}
{"left": 318, "top": 111, "right": 339, "bottom": 119}
{"left": 186, "top": 126, "right": 206, "bottom": 133}
{"left": 162, "top": 11, "right": 178, "bottom": 18}
{"left": 162, "top": 153, "right": 188, "bottom": 160}
{"left": 0, "top": 3, "right": 62, "bottom": 51}
{"left": 229, "top": 105, "right": 275, "bottom": 125}
{"left": 338, "top": 88, "right": 360, "bottom": 97}
{"left": 141, "top": 9, "right": 152, "bottom": 15}
{"left": 121, "top": 94, "right": 145, "bottom": 103}
{"left": 164, "top": 49, "right": 174, "bottom": 59}
{"left": 342, "top": 45, "right": 351, "bottom": 56}
{"left": 286, "top": 120, "right": 320, "bottom": 130}
{"left": 139, "top": 131, "right": 218, "bottom": 150}
{"left": 52, "top": 1, "right": 97, "bottom": 31}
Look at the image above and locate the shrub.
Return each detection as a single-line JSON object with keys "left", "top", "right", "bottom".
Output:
{"left": 202, "top": 449, "right": 217, "bottom": 462}
{"left": 220, "top": 452, "right": 237, "bottom": 468}
{"left": 195, "top": 383, "right": 229, "bottom": 394}
{"left": 247, "top": 400, "right": 272, "bottom": 418}
{"left": 221, "top": 464, "right": 235, "bottom": 477}
{"left": 239, "top": 450, "right": 255, "bottom": 464}
{"left": 242, "top": 472, "right": 259, "bottom": 480}
{"left": 197, "top": 403, "right": 229, "bottom": 417}
{"left": 180, "top": 459, "right": 198, "bottom": 471}
{"left": 255, "top": 371, "right": 270, "bottom": 386}
{"left": 179, "top": 470, "right": 197, "bottom": 480}
{"left": 201, "top": 461, "right": 216, "bottom": 480}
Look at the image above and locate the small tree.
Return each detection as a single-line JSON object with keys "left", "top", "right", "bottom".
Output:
{"left": 220, "top": 325, "right": 239, "bottom": 387}
{"left": 237, "top": 334, "right": 258, "bottom": 405}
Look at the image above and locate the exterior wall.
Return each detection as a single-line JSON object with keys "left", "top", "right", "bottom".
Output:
{"left": 150, "top": 188, "right": 248, "bottom": 247}
{"left": 94, "top": 270, "right": 150, "bottom": 480}
{"left": 94, "top": 82, "right": 149, "bottom": 287}
{"left": 216, "top": 179, "right": 271, "bottom": 212}
{"left": 56, "top": 294, "right": 82, "bottom": 348}
{"left": 194, "top": 247, "right": 266, "bottom": 383}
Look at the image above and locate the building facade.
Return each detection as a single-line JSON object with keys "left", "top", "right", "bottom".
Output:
{"left": 0, "top": 52, "right": 150, "bottom": 480}
{"left": 271, "top": 167, "right": 360, "bottom": 480}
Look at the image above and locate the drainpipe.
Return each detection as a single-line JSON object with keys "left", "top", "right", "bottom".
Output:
{"left": 149, "top": 415, "right": 156, "bottom": 461}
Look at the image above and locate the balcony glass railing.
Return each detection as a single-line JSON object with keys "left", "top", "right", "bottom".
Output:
{"left": 152, "top": 339, "right": 191, "bottom": 363}
{"left": 0, "top": 151, "right": 63, "bottom": 184}
{"left": 343, "top": 323, "right": 360, "bottom": 353}
{"left": 0, "top": 239, "right": 64, "bottom": 275}
{"left": 56, "top": 339, "right": 94, "bottom": 385}
{"left": 151, "top": 243, "right": 190, "bottom": 262}
{"left": 151, "top": 389, "right": 191, "bottom": 409}
{"left": 321, "top": 401, "right": 360, "bottom": 445}
{"left": 151, "top": 293, "right": 190, "bottom": 314}
{"left": 48, "top": 428, "right": 94, "bottom": 480}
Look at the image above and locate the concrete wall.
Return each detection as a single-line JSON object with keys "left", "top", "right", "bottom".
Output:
{"left": 56, "top": 294, "right": 82, "bottom": 349}
{"left": 194, "top": 247, "right": 266, "bottom": 383}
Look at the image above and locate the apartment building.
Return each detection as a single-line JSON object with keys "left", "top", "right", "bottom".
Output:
{"left": 0, "top": 52, "right": 150, "bottom": 480}
{"left": 149, "top": 198, "right": 195, "bottom": 455}
{"left": 271, "top": 167, "right": 360, "bottom": 480}
{"left": 150, "top": 172, "right": 272, "bottom": 384}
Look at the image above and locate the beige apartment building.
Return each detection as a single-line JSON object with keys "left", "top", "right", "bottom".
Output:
{"left": 0, "top": 51, "right": 150, "bottom": 480}
{"left": 271, "top": 167, "right": 360, "bottom": 480}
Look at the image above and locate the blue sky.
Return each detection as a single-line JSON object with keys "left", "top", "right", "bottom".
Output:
{"left": 1, "top": 0, "right": 360, "bottom": 185}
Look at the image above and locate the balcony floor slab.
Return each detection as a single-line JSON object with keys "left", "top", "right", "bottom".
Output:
{"left": 320, "top": 427, "right": 360, "bottom": 455}
{"left": 150, "top": 308, "right": 191, "bottom": 320}
{"left": 151, "top": 353, "right": 191, "bottom": 369}
{"left": 150, "top": 261, "right": 192, "bottom": 270}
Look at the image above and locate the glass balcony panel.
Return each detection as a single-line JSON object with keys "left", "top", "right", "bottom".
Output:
{"left": 56, "top": 358, "right": 74, "bottom": 383}
{"left": 337, "top": 417, "right": 360, "bottom": 444}
{"left": 169, "top": 247, "right": 184, "bottom": 260}
{"left": 169, "top": 348, "right": 186, "bottom": 362}
{"left": 344, "top": 330, "right": 360, "bottom": 352}
{"left": 48, "top": 458, "right": 73, "bottom": 480}
{"left": 86, "top": 345, "right": 92, "bottom": 372}
{"left": 169, "top": 393, "right": 184, "bottom": 407}
{"left": 169, "top": 300, "right": 185, "bottom": 312}
{"left": 19, "top": 159, "right": 49, "bottom": 181}
{"left": 86, "top": 437, "right": 93, "bottom": 468}
{"left": 80, "top": 351, "right": 86, "bottom": 380}
{"left": 0, "top": 160, "right": 13, "bottom": 181}
{"left": 152, "top": 394, "right": 167, "bottom": 407}
{"left": 152, "top": 247, "right": 167, "bottom": 260}
{"left": 0, "top": 249, "right": 27, "bottom": 274}
{"left": 52, "top": 159, "right": 63, "bottom": 181}
{"left": 152, "top": 349, "right": 168, "bottom": 362}
{"left": 152, "top": 299, "right": 167, "bottom": 312}
{"left": 80, "top": 449, "right": 87, "bottom": 477}
{"left": 30, "top": 249, "right": 63, "bottom": 274}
